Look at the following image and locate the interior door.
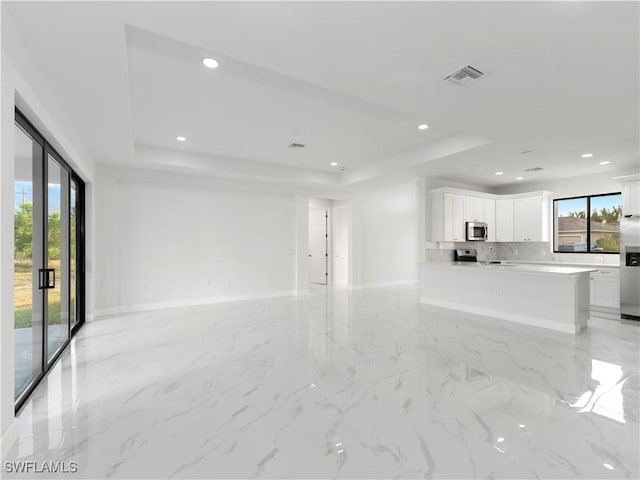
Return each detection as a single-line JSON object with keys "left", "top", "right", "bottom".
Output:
{"left": 333, "top": 205, "right": 350, "bottom": 285}
{"left": 309, "top": 208, "right": 328, "bottom": 285}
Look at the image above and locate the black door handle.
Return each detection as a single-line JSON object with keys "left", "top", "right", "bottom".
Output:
{"left": 39, "top": 269, "right": 56, "bottom": 289}
{"left": 46, "top": 269, "right": 55, "bottom": 289}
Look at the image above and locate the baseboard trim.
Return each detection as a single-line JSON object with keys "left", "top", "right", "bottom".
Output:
{"left": 349, "top": 279, "right": 418, "bottom": 291}
{"left": 94, "top": 290, "right": 298, "bottom": 318}
{"left": 419, "top": 296, "right": 580, "bottom": 334}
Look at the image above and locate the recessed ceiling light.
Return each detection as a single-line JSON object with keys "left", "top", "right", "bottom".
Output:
{"left": 176, "top": 136, "right": 187, "bottom": 142}
{"left": 581, "top": 153, "right": 594, "bottom": 158}
{"left": 418, "top": 124, "right": 429, "bottom": 130}
{"left": 202, "top": 57, "right": 219, "bottom": 69}
{"left": 603, "top": 464, "right": 614, "bottom": 471}
{"left": 330, "top": 162, "right": 338, "bottom": 166}
{"left": 495, "top": 171, "right": 504, "bottom": 176}
{"left": 600, "top": 161, "right": 611, "bottom": 165}
{"left": 518, "top": 424, "right": 526, "bottom": 428}
{"left": 516, "top": 176, "right": 524, "bottom": 180}
{"left": 496, "top": 437, "right": 505, "bottom": 443}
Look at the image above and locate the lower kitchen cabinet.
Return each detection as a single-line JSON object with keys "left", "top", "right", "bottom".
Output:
{"left": 590, "top": 268, "right": 620, "bottom": 309}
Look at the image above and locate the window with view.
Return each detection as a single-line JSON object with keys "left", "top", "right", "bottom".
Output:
{"left": 554, "top": 193, "right": 622, "bottom": 253}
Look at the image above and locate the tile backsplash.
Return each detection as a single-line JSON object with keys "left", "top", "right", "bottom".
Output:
{"left": 425, "top": 241, "right": 620, "bottom": 265}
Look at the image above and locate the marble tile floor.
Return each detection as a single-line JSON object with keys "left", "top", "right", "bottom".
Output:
{"left": 2, "top": 285, "right": 639, "bottom": 479}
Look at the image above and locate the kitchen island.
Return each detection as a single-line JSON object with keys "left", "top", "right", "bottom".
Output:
{"left": 420, "top": 262, "right": 597, "bottom": 334}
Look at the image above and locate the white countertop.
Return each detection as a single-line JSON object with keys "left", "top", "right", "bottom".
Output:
{"left": 497, "top": 260, "right": 620, "bottom": 269}
{"left": 422, "top": 261, "right": 598, "bottom": 275}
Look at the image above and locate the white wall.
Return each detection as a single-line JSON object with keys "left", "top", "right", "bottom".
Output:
{"left": 1, "top": 9, "right": 96, "bottom": 444}
{"left": 350, "top": 180, "right": 421, "bottom": 288}
{"left": 94, "top": 167, "right": 306, "bottom": 314}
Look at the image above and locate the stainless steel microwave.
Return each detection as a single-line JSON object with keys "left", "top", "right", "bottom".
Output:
{"left": 466, "top": 221, "right": 488, "bottom": 241}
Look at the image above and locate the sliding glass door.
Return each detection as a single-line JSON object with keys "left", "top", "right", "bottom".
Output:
{"left": 14, "top": 119, "right": 44, "bottom": 401}
{"left": 14, "top": 110, "right": 85, "bottom": 409}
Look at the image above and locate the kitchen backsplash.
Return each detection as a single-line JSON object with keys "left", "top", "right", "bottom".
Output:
{"left": 425, "top": 241, "right": 620, "bottom": 265}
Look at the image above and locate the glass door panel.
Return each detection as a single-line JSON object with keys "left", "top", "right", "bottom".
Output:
{"left": 70, "top": 181, "right": 78, "bottom": 328}
{"left": 14, "top": 123, "right": 44, "bottom": 401}
{"left": 46, "top": 154, "right": 70, "bottom": 362}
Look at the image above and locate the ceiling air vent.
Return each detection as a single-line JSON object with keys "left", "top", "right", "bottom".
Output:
{"left": 444, "top": 65, "right": 484, "bottom": 87}
{"left": 288, "top": 142, "right": 305, "bottom": 148}
{"left": 525, "top": 167, "right": 544, "bottom": 172}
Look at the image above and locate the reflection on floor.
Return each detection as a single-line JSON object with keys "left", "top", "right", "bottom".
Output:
{"left": 14, "top": 324, "right": 65, "bottom": 395}
{"left": 4, "top": 286, "right": 639, "bottom": 478}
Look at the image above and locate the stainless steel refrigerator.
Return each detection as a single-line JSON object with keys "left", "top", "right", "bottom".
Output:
{"left": 620, "top": 215, "right": 640, "bottom": 319}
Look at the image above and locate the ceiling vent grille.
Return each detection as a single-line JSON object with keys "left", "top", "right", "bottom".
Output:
{"left": 525, "top": 167, "right": 544, "bottom": 172}
{"left": 288, "top": 142, "right": 305, "bottom": 148}
{"left": 444, "top": 65, "right": 484, "bottom": 87}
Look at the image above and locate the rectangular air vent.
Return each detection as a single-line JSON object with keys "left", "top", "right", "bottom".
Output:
{"left": 525, "top": 167, "right": 544, "bottom": 172}
{"left": 288, "top": 143, "right": 305, "bottom": 148}
{"left": 444, "top": 65, "right": 484, "bottom": 87}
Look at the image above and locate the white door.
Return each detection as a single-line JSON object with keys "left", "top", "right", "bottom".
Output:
{"left": 333, "top": 205, "right": 350, "bottom": 285}
{"left": 309, "top": 208, "right": 328, "bottom": 285}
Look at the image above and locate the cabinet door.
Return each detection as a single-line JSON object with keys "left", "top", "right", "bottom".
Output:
{"left": 464, "top": 196, "right": 485, "bottom": 222}
{"left": 526, "top": 196, "right": 543, "bottom": 241}
{"left": 623, "top": 181, "right": 640, "bottom": 216}
{"left": 591, "top": 275, "right": 620, "bottom": 308}
{"left": 452, "top": 194, "right": 465, "bottom": 241}
{"left": 474, "top": 197, "right": 486, "bottom": 222}
{"left": 513, "top": 198, "right": 528, "bottom": 241}
{"left": 485, "top": 198, "right": 496, "bottom": 242}
{"left": 495, "top": 199, "right": 514, "bottom": 242}
{"left": 444, "top": 193, "right": 465, "bottom": 241}
{"left": 464, "top": 196, "right": 475, "bottom": 222}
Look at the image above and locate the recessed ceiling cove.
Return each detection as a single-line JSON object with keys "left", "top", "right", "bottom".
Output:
{"left": 125, "top": 26, "right": 461, "bottom": 173}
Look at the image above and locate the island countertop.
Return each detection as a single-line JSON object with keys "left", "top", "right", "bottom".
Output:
{"left": 420, "top": 261, "right": 592, "bottom": 334}
{"left": 420, "top": 262, "right": 598, "bottom": 276}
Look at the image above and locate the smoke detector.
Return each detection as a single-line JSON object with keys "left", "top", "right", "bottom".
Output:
{"left": 444, "top": 65, "right": 484, "bottom": 87}
{"left": 524, "top": 167, "right": 544, "bottom": 172}
{"left": 288, "top": 142, "right": 305, "bottom": 148}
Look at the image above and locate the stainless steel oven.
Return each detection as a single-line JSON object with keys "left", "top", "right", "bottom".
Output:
{"left": 466, "top": 221, "right": 488, "bottom": 241}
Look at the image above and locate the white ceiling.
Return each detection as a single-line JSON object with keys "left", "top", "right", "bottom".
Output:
{"left": 4, "top": 1, "right": 639, "bottom": 189}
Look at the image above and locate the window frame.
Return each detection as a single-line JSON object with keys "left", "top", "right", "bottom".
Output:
{"left": 553, "top": 192, "right": 622, "bottom": 254}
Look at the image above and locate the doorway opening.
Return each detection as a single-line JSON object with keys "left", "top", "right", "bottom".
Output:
{"left": 308, "top": 199, "right": 350, "bottom": 287}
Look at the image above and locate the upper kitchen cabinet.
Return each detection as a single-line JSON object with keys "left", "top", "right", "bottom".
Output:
{"left": 622, "top": 180, "right": 640, "bottom": 216}
{"left": 430, "top": 188, "right": 551, "bottom": 243}
{"left": 495, "top": 198, "right": 514, "bottom": 242}
{"left": 432, "top": 191, "right": 465, "bottom": 241}
{"left": 431, "top": 189, "right": 496, "bottom": 242}
{"left": 513, "top": 194, "right": 551, "bottom": 242}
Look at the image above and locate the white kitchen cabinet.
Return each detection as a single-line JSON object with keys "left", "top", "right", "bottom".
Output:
{"left": 590, "top": 268, "right": 620, "bottom": 309}
{"left": 430, "top": 188, "right": 550, "bottom": 243}
{"left": 513, "top": 195, "right": 549, "bottom": 242}
{"left": 495, "top": 198, "right": 514, "bottom": 242}
{"left": 464, "top": 196, "right": 486, "bottom": 222}
{"left": 485, "top": 198, "right": 496, "bottom": 242}
{"left": 445, "top": 193, "right": 465, "bottom": 242}
{"left": 432, "top": 191, "right": 466, "bottom": 241}
{"left": 622, "top": 180, "right": 640, "bottom": 216}
{"left": 462, "top": 196, "right": 495, "bottom": 241}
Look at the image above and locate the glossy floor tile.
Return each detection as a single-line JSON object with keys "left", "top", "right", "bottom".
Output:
{"left": 3, "top": 286, "right": 639, "bottom": 479}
